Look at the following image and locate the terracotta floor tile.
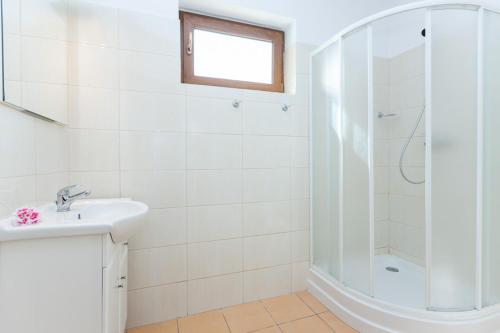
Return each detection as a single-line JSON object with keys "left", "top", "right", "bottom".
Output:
{"left": 319, "top": 312, "right": 358, "bottom": 333}
{"left": 251, "top": 326, "right": 281, "bottom": 333}
{"left": 222, "top": 301, "right": 275, "bottom": 333}
{"left": 295, "top": 291, "right": 328, "bottom": 314}
{"left": 279, "top": 316, "right": 334, "bottom": 333}
{"left": 178, "top": 311, "right": 230, "bottom": 333}
{"left": 261, "top": 294, "right": 314, "bottom": 324}
{"left": 127, "top": 319, "right": 178, "bottom": 333}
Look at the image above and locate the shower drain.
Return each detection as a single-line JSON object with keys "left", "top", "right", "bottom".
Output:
{"left": 385, "top": 266, "right": 399, "bottom": 273}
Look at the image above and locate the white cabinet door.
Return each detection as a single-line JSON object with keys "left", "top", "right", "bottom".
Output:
{"left": 103, "top": 246, "right": 121, "bottom": 333}
{"left": 0, "top": 236, "right": 103, "bottom": 333}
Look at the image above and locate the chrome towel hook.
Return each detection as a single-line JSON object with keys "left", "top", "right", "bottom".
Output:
{"left": 232, "top": 100, "right": 242, "bottom": 108}
{"left": 281, "top": 104, "right": 290, "bottom": 112}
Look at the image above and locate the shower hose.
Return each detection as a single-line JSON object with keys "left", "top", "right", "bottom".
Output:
{"left": 399, "top": 107, "right": 425, "bottom": 185}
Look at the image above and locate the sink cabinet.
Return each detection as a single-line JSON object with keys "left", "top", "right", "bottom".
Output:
{"left": 0, "top": 234, "right": 128, "bottom": 333}
{"left": 104, "top": 235, "right": 128, "bottom": 333}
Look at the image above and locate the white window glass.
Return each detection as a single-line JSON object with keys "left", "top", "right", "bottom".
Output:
{"left": 193, "top": 29, "right": 273, "bottom": 84}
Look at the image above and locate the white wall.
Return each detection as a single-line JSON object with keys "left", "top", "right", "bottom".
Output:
{"left": 0, "top": 106, "right": 68, "bottom": 218}
{"left": 55, "top": 1, "right": 313, "bottom": 327}
{"left": 0, "top": 0, "right": 424, "bottom": 329}
{"left": 182, "top": 0, "right": 414, "bottom": 45}
{"left": 388, "top": 46, "right": 426, "bottom": 265}
{"left": 373, "top": 46, "right": 426, "bottom": 265}
{"left": 373, "top": 56, "right": 391, "bottom": 254}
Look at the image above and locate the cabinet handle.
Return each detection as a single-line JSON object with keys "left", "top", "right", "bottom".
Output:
{"left": 117, "top": 284, "right": 124, "bottom": 288}
{"left": 120, "top": 276, "right": 127, "bottom": 280}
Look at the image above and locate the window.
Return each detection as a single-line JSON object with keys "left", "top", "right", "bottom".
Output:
{"left": 180, "top": 11, "right": 284, "bottom": 92}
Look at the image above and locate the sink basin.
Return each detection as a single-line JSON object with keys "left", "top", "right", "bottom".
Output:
{"left": 0, "top": 198, "right": 148, "bottom": 242}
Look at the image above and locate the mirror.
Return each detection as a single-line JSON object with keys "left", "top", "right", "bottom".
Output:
{"left": 1, "top": 0, "right": 68, "bottom": 124}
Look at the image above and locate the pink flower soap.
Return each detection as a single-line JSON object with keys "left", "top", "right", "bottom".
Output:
{"left": 14, "top": 207, "right": 41, "bottom": 226}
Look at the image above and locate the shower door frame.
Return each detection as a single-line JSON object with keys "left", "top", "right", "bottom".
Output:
{"left": 310, "top": 0, "right": 500, "bottom": 315}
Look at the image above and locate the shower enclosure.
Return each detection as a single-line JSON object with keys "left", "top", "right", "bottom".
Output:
{"left": 309, "top": 2, "right": 500, "bottom": 332}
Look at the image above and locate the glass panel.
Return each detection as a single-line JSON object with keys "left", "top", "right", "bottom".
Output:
{"left": 482, "top": 9, "right": 500, "bottom": 308}
{"left": 430, "top": 8, "right": 477, "bottom": 310}
{"left": 342, "top": 28, "right": 371, "bottom": 295}
{"left": 371, "top": 9, "right": 427, "bottom": 309}
{"left": 311, "top": 42, "right": 341, "bottom": 279}
{"left": 193, "top": 29, "right": 273, "bottom": 84}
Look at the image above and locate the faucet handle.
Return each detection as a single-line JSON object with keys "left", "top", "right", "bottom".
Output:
{"left": 57, "top": 184, "right": 81, "bottom": 196}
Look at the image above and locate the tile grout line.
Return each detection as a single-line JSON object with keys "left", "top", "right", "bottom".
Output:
{"left": 127, "top": 263, "right": 301, "bottom": 293}
{"left": 117, "top": 10, "right": 123, "bottom": 200}
{"left": 258, "top": 299, "right": 281, "bottom": 330}
{"left": 316, "top": 314, "right": 337, "bottom": 333}
{"left": 240, "top": 99, "right": 245, "bottom": 305}
{"left": 220, "top": 310, "right": 232, "bottom": 333}
{"left": 183, "top": 87, "right": 189, "bottom": 318}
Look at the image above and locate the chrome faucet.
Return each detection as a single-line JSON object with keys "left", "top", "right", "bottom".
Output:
{"left": 56, "top": 185, "right": 91, "bottom": 212}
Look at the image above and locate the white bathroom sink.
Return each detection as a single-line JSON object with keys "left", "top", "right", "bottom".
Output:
{"left": 0, "top": 198, "right": 148, "bottom": 243}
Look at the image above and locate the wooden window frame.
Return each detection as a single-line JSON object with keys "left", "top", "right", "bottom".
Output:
{"left": 180, "top": 11, "right": 284, "bottom": 93}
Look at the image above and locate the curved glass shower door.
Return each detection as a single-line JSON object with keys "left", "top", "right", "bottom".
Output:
{"left": 311, "top": 42, "right": 341, "bottom": 280}
{"left": 428, "top": 7, "right": 478, "bottom": 311}
{"left": 310, "top": 3, "right": 500, "bottom": 313}
{"left": 482, "top": 8, "right": 500, "bottom": 308}
{"left": 342, "top": 27, "right": 372, "bottom": 296}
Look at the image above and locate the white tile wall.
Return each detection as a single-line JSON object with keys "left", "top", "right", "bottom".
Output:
{"left": 187, "top": 170, "right": 242, "bottom": 206}
{"left": 187, "top": 273, "right": 243, "bottom": 314}
{"left": 243, "top": 233, "right": 291, "bottom": 270}
{"left": 0, "top": 105, "right": 67, "bottom": 217}
{"left": 188, "top": 238, "right": 243, "bottom": 279}
{"left": 68, "top": 43, "right": 119, "bottom": 88}
{"left": 0, "top": 0, "right": 313, "bottom": 328}
{"left": 243, "top": 136, "right": 291, "bottom": 169}
{"left": 120, "top": 132, "right": 185, "bottom": 170}
{"left": 68, "top": 86, "right": 119, "bottom": 129}
{"left": 187, "top": 134, "right": 241, "bottom": 169}
{"left": 128, "top": 245, "right": 187, "bottom": 289}
{"left": 243, "top": 169, "right": 291, "bottom": 203}
{"left": 119, "top": 10, "right": 179, "bottom": 55}
{"left": 119, "top": 50, "right": 183, "bottom": 94}
{"left": 120, "top": 91, "right": 185, "bottom": 132}
{"left": 68, "top": 0, "right": 118, "bottom": 47}
{"left": 129, "top": 208, "right": 186, "bottom": 249}
{"left": 243, "top": 201, "right": 291, "bottom": 236}
{"left": 22, "top": 37, "right": 67, "bottom": 84}
{"left": 127, "top": 282, "right": 187, "bottom": 328}
{"left": 374, "top": 46, "right": 426, "bottom": 263}
{"left": 21, "top": 0, "right": 68, "bottom": 40}
{"left": 243, "top": 265, "right": 291, "bottom": 302}
{"left": 121, "top": 171, "right": 186, "bottom": 208}
{"left": 186, "top": 96, "right": 241, "bottom": 134}
{"left": 292, "top": 261, "right": 309, "bottom": 292}
{"left": 187, "top": 204, "right": 242, "bottom": 242}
